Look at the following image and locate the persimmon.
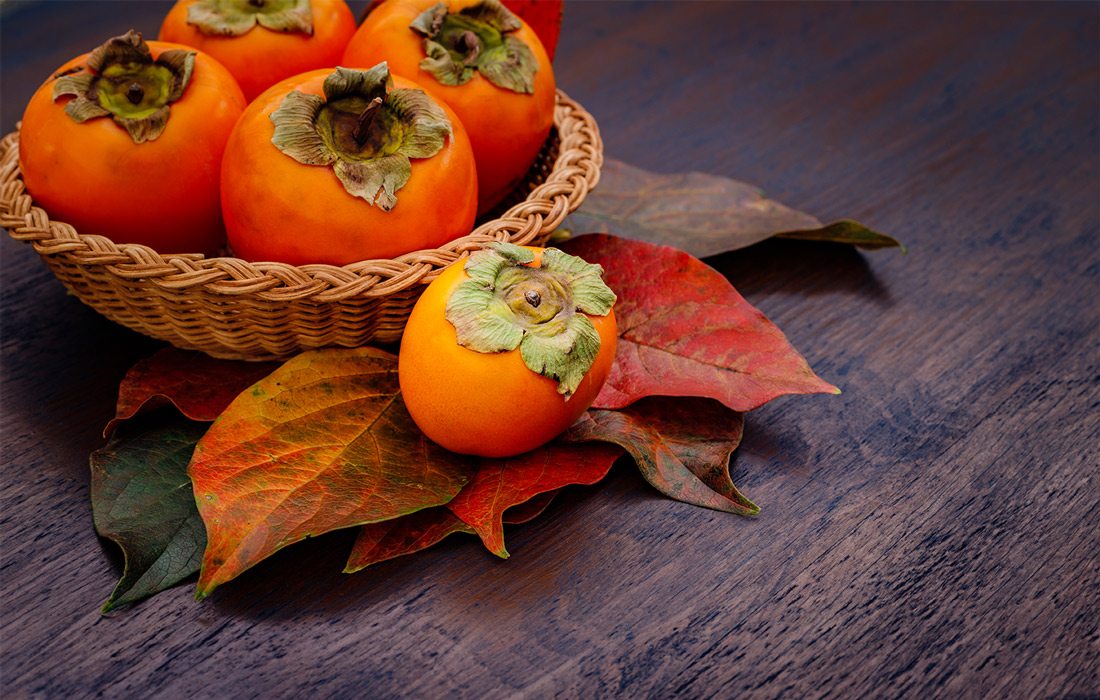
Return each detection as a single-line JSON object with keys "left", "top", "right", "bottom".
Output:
{"left": 343, "top": 0, "right": 556, "bottom": 216}
{"left": 399, "top": 243, "right": 617, "bottom": 457}
{"left": 159, "top": 0, "right": 357, "bottom": 101}
{"left": 221, "top": 63, "right": 477, "bottom": 265}
{"left": 361, "top": 0, "right": 564, "bottom": 60}
{"left": 19, "top": 31, "right": 246, "bottom": 255}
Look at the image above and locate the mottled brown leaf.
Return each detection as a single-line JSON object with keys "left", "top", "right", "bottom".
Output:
{"left": 189, "top": 347, "right": 473, "bottom": 598}
{"left": 561, "top": 234, "right": 840, "bottom": 412}
{"left": 565, "top": 397, "right": 758, "bottom": 516}
{"left": 564, "top": 158, "right": 900, "bottom": 257}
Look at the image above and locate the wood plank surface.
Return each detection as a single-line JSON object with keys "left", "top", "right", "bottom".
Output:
{"left": 2, "top": 1, "right": 1097, "bottom": 697}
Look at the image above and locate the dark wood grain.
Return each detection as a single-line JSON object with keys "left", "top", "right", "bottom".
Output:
{"left": 2, "top": 1, "right": 1097, "bottom": 697}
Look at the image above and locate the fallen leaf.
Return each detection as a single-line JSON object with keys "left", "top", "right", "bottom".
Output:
{"left": 344, "top": 490, "right": 562, "bottom": 573}
{"left": 106, "top": 348, "right": 277, "bottom": 436}
{"left": 561, "top": 234, "right": 840, "bottom": 411}
{"left": 344, "top": 507, "right": 471, "bottom": 573}
{"left": 447, "top": 442, "right": 624, "bottom": 558}
{"left": 91, "top": 417, "right": 208, "bottom": 611}
{"left": 563, "top": 158, "right": 900, "bottom": 257}
{"left": 189, "top": 347, "right": 474, "bottom": 598}
{"left": 565, "top": 397, "right": 758, "bottom": 516}
{"left": 776, "top": 220, "right": 906, "bottom": 251}
{"left": 503, "top": 490, "right": 559, "bottom": 524}
{"left": 504, "top": 0, "right": 563, "bottom": 60}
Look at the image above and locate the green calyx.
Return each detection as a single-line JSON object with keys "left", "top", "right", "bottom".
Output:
{"left": 51, "top": 30, "right": 195, "bottom": 144}
{"left": 187, "top": 0, "right": 313, "bottom": 36}
{"left": 269, "top": 63, "right": 453, "bottom": 211}
{"left": 410, "top": 0, "right": 538, "bottom": 94}
{"left": 445, "top": 242, "right": 617, "bottom": 398}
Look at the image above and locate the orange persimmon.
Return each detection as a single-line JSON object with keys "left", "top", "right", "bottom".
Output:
{"left": 343, "top": 0, "right": 556, "bottom": 216}
{"left": 19, "top": 31, "right": 246, "bottom": 255}
{"left": 221, "top": 63, "right": 477, "bottom": 265}
{"left": 159, "top": 0, "right": 357, "bottom": 101}
{"left": 399, "top": 243, "right": 617, "bottom": 457}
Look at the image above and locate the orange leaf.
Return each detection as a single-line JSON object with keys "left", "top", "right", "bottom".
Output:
{"left": 189, "top": 347, "right": 473, "bottom": 598}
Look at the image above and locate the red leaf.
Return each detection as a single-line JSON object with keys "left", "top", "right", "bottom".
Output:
{"left": 106, "top": 348, "right": 277, "bottom": 436}
{"left": 344, "top": 507, "right": 471, "bottom": 573}
{"left": 189, "top": 347, "right": 474, "bottom": 598}
{"left": 504, "top": 0, "right": 563, "bottom": 60}
{"left": 560, "top": 234, "right": 840, "bottom": 411}
{"left": 344, "top": 490, "right": 562, "bottom": 573}
{"left": 565, "top": 397, "right": 758, "bottom": 516}
{"left": 447, "top": 442, "right": 623, "bottom": 558}
{"left": 504, "top": 490, "right": 559, "bottom": 524}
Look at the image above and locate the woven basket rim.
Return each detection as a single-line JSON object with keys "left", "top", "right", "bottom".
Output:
{"left": 2, "top": 89, "right": 603, "bottom": 304}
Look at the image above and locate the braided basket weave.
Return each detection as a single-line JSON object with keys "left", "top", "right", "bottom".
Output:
{"left": 1, "top": 90, "right": 601, "bottom": 360}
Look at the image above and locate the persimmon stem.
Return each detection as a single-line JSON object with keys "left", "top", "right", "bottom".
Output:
{"left": 524, "top": 290, "right": 542, "bottom": 308}
{"left": 125, "top": 83, "right": 145, "bottom": 105}
{"left": 249, "top": 0, "right": 265, "bottom": 7}
{"left": 353, "top": 97, "right": 384, "bottom": 147}
{"left": 459, "top": 31, "right": 482, "bottom": 65}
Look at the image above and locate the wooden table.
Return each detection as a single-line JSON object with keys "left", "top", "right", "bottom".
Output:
{"left": 2, "top": 2, "right": 1097, "bottom": 697}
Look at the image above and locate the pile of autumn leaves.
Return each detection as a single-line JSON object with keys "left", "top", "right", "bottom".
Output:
{"left": 90, "top": 233, "right": 832, "bottom": 612}
{"left": 90, "top": 162, "right": 901, "bottom": 612}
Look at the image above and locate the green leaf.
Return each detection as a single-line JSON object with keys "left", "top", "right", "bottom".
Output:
{"left": 445, "top": 243, "right": 615, "bottom": 397}
{"left": 564, "top": 158, "right": 902, "bottom": 257}
{"left": 478, "top": 35, "right": 537, "bottom": 94}
{"left": 410, "top": 0, "right": 537, "bottom": 94}
{"left": 91, "top": 417, "right": 208, "bottom": 612}
{"left": 187, "top": 0, "right": 313, "bottom": 37}
{"left": 333, "top": 153, "right": 412, "bottom": 211}
{"left": 540, "top": 248, "right": 616, "bottom": 316}
{"left": 269, "top": 91, "right": 330, "bottom": 166}
{"left": 388, "top": 87, "right": 453, "bottom": 159}
{"left": 775, "top": 219, "right": 908, "bottom": 252}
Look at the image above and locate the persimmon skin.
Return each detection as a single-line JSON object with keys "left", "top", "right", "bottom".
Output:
{"left": 159, "top": 0, "right": 357, "bottom": 101}
{"left": 343, "top": 0, "right": 557, "bottom": 216}
{"left": 221, "top": 69, "right": 478, "bottom": 265}
{"left": 19, "top": 42, "right": 245, "bottom": 256}
{"left": 399, "top": 249, "right": 617, "bottom": 458}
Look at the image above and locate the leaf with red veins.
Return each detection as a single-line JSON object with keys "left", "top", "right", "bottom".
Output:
{"left": 503, "top": 490, "right": 559, "bottom": 524}
{"left": 565, "top": 397, "right": 758, "bottom": 516}
{"left": 560, "top": 234, "right": 840, "bottom": 412}
{"left": 447, "top": 443, "right": 623, "bottom": 558}
{"left": 106, "top": 348, "right": 278, "bottom": 437}
{"left": 345, "top": 489, "right": 562, "bottom": 572}
{"left": 345, "top": 507, "right": 471, "bottom": 573}
{"left": 189, "top": 347, "right": 473, "bottom": 598}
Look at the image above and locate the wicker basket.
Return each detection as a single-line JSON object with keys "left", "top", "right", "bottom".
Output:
{"left": 1, "top": 90, "right": 602, "bottom": 360}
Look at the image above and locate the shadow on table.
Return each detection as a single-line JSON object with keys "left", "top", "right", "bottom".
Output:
{"left": 708, "top": 238, "right": 896, "bottom": 305}
{"left": 203, "top": 464, "right": 658, "bottom": 621}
